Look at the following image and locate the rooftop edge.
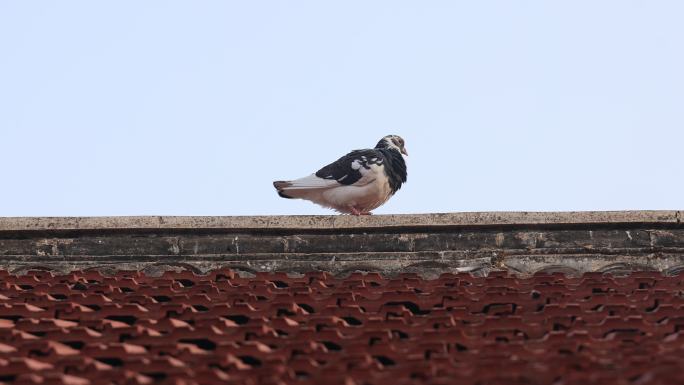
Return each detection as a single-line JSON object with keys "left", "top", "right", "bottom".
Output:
{"left": 0, "top": 210, "right": 680, "bottom": 232}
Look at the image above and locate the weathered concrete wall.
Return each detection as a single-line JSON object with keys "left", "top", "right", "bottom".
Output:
{"left": 0, "top": 211, "right": 682, "bottom": 277}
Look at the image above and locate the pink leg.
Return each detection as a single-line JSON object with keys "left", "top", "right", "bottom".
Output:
{"left": 349, "top": 207, "right": 363, "bottom": 216}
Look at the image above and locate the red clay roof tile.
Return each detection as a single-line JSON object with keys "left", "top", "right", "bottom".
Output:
{"left": 1, "top": 270, "right": 684, "bottom": 383}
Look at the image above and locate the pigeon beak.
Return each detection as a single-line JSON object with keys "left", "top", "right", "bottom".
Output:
{"left": 401, "top": 148, "right": 408, "bottom": 156}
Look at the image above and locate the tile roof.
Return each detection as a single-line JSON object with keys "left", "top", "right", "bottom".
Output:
{"left": 0, "top": 269, "right": 683, "bottom": 384}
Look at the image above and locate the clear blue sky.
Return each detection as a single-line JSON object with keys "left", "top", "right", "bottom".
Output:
{"left": 1, "top": 1, "right": 682, "bottom": 216}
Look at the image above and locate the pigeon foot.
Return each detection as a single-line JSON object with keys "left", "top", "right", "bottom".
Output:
{"left": 349, "top": 207, "right": 373, "bottom": 216}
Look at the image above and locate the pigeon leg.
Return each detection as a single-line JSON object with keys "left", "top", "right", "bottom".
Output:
{"left": 349, "top": 207, "right": 363, "bottom": 216}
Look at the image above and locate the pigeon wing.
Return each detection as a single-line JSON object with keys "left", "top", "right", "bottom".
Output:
{"left": 273, "top": 149, "right": 385, "bottom": 202}
{"left": 315, "top": 149, "right": 384, "bottom": 187}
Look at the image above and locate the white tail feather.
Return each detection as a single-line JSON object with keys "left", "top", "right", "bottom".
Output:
{"left": 284, "top": 174, "right": 338, "bottom": 190}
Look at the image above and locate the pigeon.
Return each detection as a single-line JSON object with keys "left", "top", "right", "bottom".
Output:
{"left": 273, "top": 135, "right": 408, "bottom": 215}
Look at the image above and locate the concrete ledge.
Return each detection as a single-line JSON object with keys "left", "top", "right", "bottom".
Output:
{"left": 0, "top": 211, "right": 680, "bottom": 232}
{"left": 0, "top": 211, "right": 682, "bottom": 277}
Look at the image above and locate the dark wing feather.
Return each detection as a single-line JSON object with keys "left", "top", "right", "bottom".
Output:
{"left": 315, "top": 149, "right": 384, "bottom": 186}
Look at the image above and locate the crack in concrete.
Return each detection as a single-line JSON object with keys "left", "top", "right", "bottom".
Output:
{"left": 647, "top": 230, "right": 655, "bottom": 249}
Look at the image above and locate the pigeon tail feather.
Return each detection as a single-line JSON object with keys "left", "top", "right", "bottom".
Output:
{"left": 273, "top": 181, "right": 295, "bottom": 199}
{"left": 273, "top": 175, "right": 339, "bottom": 200}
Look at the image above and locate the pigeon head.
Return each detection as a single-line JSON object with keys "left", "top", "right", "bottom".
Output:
{"left": 376, "top": 135, "right": 408, "bottom": 156}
